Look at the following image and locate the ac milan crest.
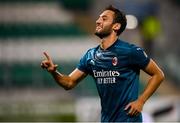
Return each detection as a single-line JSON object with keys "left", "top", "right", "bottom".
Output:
{"left": 112, "top": 57, "right": 118, "bottom": 66}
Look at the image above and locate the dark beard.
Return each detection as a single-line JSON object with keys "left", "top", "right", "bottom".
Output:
{"left": 94, "top": 31, "right": 111, "bottom": 39}
{"left": 94, "top": 26, "right": 112, "bottom": 39}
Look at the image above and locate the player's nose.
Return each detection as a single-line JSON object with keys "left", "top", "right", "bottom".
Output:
{"left": 96, "top": 17, "right": 102, "bottom": 25}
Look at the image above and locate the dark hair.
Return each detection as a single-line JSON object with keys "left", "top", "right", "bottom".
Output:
{"left": 105, "top": 5, "right": 127, "bottom": 35}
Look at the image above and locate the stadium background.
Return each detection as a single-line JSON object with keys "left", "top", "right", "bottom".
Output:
{"left": 0, "top": 0, "right": 179, "bottom": 122}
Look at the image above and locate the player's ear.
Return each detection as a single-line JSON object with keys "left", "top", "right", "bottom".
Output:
{"left": 113, "top": 23, "right": 121, "bottom": 32}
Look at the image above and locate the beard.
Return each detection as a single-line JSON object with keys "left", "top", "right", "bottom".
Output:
{"left": 94, "top": 25, "right": 113, "bottom": 39}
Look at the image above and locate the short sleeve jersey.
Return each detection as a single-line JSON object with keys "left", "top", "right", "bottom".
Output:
{"left": 77, "top": 39, "right": 150, "bottom": 122}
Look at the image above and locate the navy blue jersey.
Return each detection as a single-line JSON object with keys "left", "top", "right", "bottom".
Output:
{"left": 77, "top": 39, "right": 150, "bottom": 122}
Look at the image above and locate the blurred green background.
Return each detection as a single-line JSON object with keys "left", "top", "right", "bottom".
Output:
{"left": 0, "top": 0, "right": 180, "bottom": 122}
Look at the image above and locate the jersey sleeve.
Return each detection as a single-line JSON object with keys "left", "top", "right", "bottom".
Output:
{"left": 77, "top": 51, "right": 90, "bottom": 74}
{"left": 130, "top": 46, "right": 150, "bottom": 69}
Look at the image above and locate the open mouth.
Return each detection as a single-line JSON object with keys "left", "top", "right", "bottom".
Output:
{"left": 96, "top": 26, "right": 102, "bottom": 31}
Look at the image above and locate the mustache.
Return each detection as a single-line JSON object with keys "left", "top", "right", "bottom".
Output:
{"left": 96, "top": 23, "right": 102, "bottom": 27}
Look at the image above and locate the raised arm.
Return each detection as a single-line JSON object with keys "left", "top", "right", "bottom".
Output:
{"left": 41, "top": 52, "right": 87, "bottom": 90}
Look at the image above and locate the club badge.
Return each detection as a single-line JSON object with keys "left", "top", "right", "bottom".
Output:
{"left": 112, "top": 57, "right": 118, "bottom": 66}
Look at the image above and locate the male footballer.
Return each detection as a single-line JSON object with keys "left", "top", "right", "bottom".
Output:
{"left": 41, "top": 5, "right": 164, "bottom": 122}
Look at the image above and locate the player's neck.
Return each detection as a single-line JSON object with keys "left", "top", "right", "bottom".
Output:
{"left": 100, "top": 34, "right": 118, "bottom": 50}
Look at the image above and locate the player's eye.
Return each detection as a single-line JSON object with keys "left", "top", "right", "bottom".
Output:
{"left": 102, "top": 17, "right": 107, "bottom": 21}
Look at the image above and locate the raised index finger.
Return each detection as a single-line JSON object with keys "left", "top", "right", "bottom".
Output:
{"left": 43, "top": 52, "right": 51, "bottom": 61}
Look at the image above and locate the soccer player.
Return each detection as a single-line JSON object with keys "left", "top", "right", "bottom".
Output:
{"left": 41, "top": 5, "right": 164, "bottom": 122}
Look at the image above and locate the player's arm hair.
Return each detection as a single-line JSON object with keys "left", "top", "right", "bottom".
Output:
{"left": 50, "top": 68, "right": 87, "bottom": 90}
{"left": 138, "top": 59, "right": 165, "bottom": 104}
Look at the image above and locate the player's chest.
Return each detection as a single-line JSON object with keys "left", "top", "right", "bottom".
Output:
{"left": 87, "top": 51, "right": 129, "bottom": 71}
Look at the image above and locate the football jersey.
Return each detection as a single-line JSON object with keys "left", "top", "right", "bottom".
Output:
{"left": 77, "top": 39, "right": 150, "bottom": 122}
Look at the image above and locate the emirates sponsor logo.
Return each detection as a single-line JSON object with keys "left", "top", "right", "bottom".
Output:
{"left": 93, "top": 70, "right": 120, "bottom": 84}
{"left": 93, "top": 70, "right": 120, "bottom": 77}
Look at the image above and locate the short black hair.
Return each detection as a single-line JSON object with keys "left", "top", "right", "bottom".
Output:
{"left": 105, "top": 5, "right": 127, "bottom": 35}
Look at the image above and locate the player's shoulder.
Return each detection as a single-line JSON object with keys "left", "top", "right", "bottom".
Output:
{"left": 117, "top": 39, "right": 143, "bottom": 51}
{"left": 86, "top": 45, "right": 99, "bottom": 54}
{"left": 114, "top": 39, "right": 136, "bottom": 53}
{"left": 83, "top": 46, "right": 99, "bottom": 58}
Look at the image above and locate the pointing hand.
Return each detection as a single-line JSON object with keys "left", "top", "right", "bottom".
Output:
{"left": 41, "top": 52, "right": 58, "bottom": 73}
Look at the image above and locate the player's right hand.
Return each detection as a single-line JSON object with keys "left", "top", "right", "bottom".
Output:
{"left": 41, "top": 52, "right": 58, "bottom": 73}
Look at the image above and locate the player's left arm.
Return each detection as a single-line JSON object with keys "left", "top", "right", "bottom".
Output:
{"left": 125, "top": 59, "right": 165, "bottom": 116}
